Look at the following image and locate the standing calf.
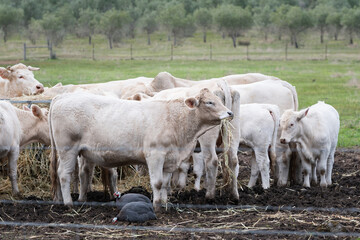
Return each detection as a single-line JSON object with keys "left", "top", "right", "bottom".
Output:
{"left": 279, "top": 101, "right": 340, "bottom": 187}
{"left": 0, "top": 101, "right": 49, "bottom": 195}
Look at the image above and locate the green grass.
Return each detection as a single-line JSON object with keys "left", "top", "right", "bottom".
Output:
{"left": 21, "top": 58, "right": 360, "bottom": 148}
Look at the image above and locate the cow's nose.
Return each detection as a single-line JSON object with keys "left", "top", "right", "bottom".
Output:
{"left": 228, "top": 111, "right": 233, "bottom": 117}
{"left": 36, "top": 84, "right": 44, "bottom": 93}
{"left": 280, "top": 138, "right": 286, "bottom": 144}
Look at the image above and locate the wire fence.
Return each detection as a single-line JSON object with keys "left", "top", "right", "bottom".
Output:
{"left": 1, "top": 41, "right": 360, "bottom": 62}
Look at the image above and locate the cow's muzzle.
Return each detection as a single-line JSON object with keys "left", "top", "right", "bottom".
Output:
{"left": 220, "top": 111, "right": 234, "bottom": 120}
{"left": 280, "top": 138, "right": 287, "bottom": 144}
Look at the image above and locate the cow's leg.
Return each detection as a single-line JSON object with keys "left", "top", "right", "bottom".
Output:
{"left": 248, "top": 153, "right": 259, "bottom": 188}
{"left": 276, "top": 145, "right": 291, "bottom": 187}
{"left": 177, "top": 160, "right": 190, "bottom": 190}
{"left": 255, "top": 148, "right": 270, "bottom": 189}
{"left": 326, "top": 147, "right": 336, "bottom": 186}
{"left": 203, "top": 145, "right": 218, "bottom": 199}
{"left": 108, "top": 167, "right": 118, "bottom": 198}
{"left": 147, "top": 151, "right": 165, "bottom": 211}
{"left": 57, "top": 149, "right": 78, "bottom": 205}
{"left": 311, "top": 163, "right": 317, "bottom": 185}
{"left": 78, "top": 159, "right": 95, "bottom": 202}
{"left": 318, "top": 150, "right": 330, "bottom": 187}
{"left": 192, "top": 152, "right": 204, "bottom": 191}
{"left": 161, "top": 171, "right": 172, "bottom": 205}
{"left": 7, "top": 149, "right": 20, "bottom": 196}
{"left": 301, "top": 159, "right": 311, "bottom": 188}
{"left": 226, "top": 144, "right": 239, "bottom": 199}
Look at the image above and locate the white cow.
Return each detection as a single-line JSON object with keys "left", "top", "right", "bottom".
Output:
{"left": 0, "top": 63, "right": 44, "bottom": 98}
{"left": 42, "top": 77, "right": 153, "bottom": 99}
{"left": 49, "top": 90, "right": 233, "bottom": 210}
{"left": 139, "top": 80, "right": 241, "bottom": 200}
{"left": 279, "top": 101, "right": 340, "bottom": 188}
{"left": 191, "top": 104, "right": 280, "bottom": 190}
{"left": 0, "top": 101, "right": 50, "bottom": 195}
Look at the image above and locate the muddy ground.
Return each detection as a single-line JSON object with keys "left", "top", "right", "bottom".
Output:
{"left": 0, "top": 149, "right": 359, "bottom": 239}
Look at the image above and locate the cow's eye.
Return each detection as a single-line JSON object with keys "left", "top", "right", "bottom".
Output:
{"left": 290, "top": 123, "right": 294, "bottom": 127}
{"left": 206, "top": 101, "right": 214, "bottom": 106}
{"left": 19, "top": 76, "right": 24, "bottom": 79}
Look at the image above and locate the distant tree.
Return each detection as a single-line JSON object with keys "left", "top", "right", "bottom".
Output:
{"left": 77, "top": 8, "right": 99, "bottom": 45}
{"left": 214, "top": 4, "right": 253, "bottom": 47}
{"left": 0, "top": 5, "right": 23, "bottom": 42}
{"left": 55, "top": 4, "right": 76, "bottom": 34}
{"left": 285, "top": 6, "right": 313, "bottom": 48}
{"left": 141, "top": 11, "right": 158, "bottom": 45}
{"left": 21, "top": 0, "right": 45, "bottom": 27}
{"left": 27, "top": 18, "right": 42, "bottom": 44}
{"left": 40, "top": 13, "right": 66, "bottom": 46}
{"left": 158, "top": 3, "right": 189, "bottom": 46}
{"left": 127, "top": 7, "right": 142, "bottom": 39}
{"left": 341, "top": 8, "right": 360, "bottom": 45}
{"left": 326, "top": 11, "right": 342, "bottom": 41}
{"left": 194, "top": 8, "right": 213, "bottom": 43}
{"left": 312, "top": 4, "right": 332, "bottom": 43}
{"left": 270, "top": 4, "right": 290, "bottom": 41}
{"left": 98, "top": 9, "right": 130, "bottom": 49}
{"left": 254, "top": 5, "right": 272, "bottom": 41}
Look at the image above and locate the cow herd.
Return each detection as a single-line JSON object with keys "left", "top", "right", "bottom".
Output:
{"left": 0, "top": 63, "right": 340, "bottom": 211}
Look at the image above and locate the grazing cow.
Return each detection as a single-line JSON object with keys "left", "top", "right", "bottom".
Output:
{"left": 0, "top": 63, "right": 44, "bottom": 98}
{"left": 279, "top": 101, "right": 340, "bottom": 188}
{"left": 0, "top": 101, "right": 49, "bottom": 195}
{"left": 49, "top": 90, "right": 233, "bottom": 210}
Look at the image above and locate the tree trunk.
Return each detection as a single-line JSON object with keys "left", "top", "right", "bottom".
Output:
{"left": 320, "top": 28, "right": 324, "bottom": 44}
{"left": 294, "top": 34, "right": 299, "bottom": 48}
{"left": 222, "top": 32, "right": 225, "bottom": 39}
{"left": 173, "top": 33, "right": 177, "bottom": 46}
{"left": 168, "top": 34, "right": 171, "bottom": 41}
{"left": 108, "top": 37, "right": 113, "bottom": 49}
{"left": 203, "top": 31, "right": 206, "bottom": 43}
{"left": 334, "top": 32, "right": 338, "bottom": 41}
{"left": 89, "top": 35, "right": 92, "bottom": 45}
{"left": 349, "top": 31, "right": 353, "bottom": 45}
{"left": 3, "top": 28, "right": 7, "bottom": 43}
{"left": 231, "top": 34, "right": 237, "bottom": 48}
{"left": 147, "top": 32, "right": 151, "bottom": 45}
{"left": 265, "top": 31, "right": 268, "bottom": 41}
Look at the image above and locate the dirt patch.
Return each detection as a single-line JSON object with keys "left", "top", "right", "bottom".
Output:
{"left": 0, "top": 149, "right": 359, "bottom": 239}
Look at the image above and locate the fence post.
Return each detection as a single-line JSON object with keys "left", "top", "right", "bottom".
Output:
{"left": 130, "top": 44, "right": 133, "bottom": 60}
{"left": 171, "top": 44, "right": 173, "bottom": 61}
{"left": 210, "top": 44, "right": 212, "bottom": 61}
{"left": 246, "top": 45, "right": 249, "bottom": 60}
{"left": 285, "top": 42, "right": 288, "bottom": 61}
{"left": 49, "top": 43, "right": 53, "bottom": 59}
{"left": 92, "top": 43, "right": 95, "bottom": 60}
{"left": 23, "top": 43, "right": 26, "bottom": 61}
{"left": 325, "top": 44, "right": 327, "bottom": 60}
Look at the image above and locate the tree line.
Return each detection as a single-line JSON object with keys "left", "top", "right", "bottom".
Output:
{"left": 0, "top": 0, "right": 360, "bottom": 49}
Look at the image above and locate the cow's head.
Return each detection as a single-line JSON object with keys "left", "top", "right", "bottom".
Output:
{"left": 0, "top": 63, "right": 44, "bottom": 97}
{"left": 23, "top": 104, "right": 50, "bottom": 145}
{"left": 279, "top": 108, "right": 309, "bottom": 144}
{"left": 185, "top": 88, "right": 233, "bottom": 124}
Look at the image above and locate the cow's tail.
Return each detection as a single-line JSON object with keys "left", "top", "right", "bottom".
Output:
{"left": 278, "top": 80, "right": 299, "bottom": 111}
{"left": 49, "top": 97, "right": 59, "bottom": 200}
{"left": 267, "top": 105, "right": 280, "bottom": 174}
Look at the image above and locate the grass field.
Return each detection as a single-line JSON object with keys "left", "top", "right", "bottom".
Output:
{"left": 16, "top": 58, "right": 358, "bottom": 148}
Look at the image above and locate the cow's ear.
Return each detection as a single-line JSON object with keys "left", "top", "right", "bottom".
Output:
{"left": 23, "top": 105, "right": 31, "bottom": 111}
{"left": 0, "top": 67, "right": 11, "bottom": 80}
{"left": 185, "top": 97, "right": 199, "bottom": 109}
{"left": 28, "top": 66, "right": 40, "bottom": 71}
{"left": 53, "top": 82, "right": 62, "bottom": 88}
{"left": 31, "top": 105, "right": 44, "bottom": 119}
{"left": 297, "top": 108, "right": 309, "bottom": 121}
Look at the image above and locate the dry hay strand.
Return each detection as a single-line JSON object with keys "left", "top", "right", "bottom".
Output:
{"left": 217, "top": 119, "right": 243, "bottom": 191}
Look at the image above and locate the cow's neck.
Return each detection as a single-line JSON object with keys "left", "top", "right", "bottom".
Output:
{"left": 15, "top": 108, "right": 40, "bottom": 146}
{"left": 0, "top": 79, "right": 13, "bottom": 98}
{"left": 169, "top": 101, "right": 217, "bottom": 147}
